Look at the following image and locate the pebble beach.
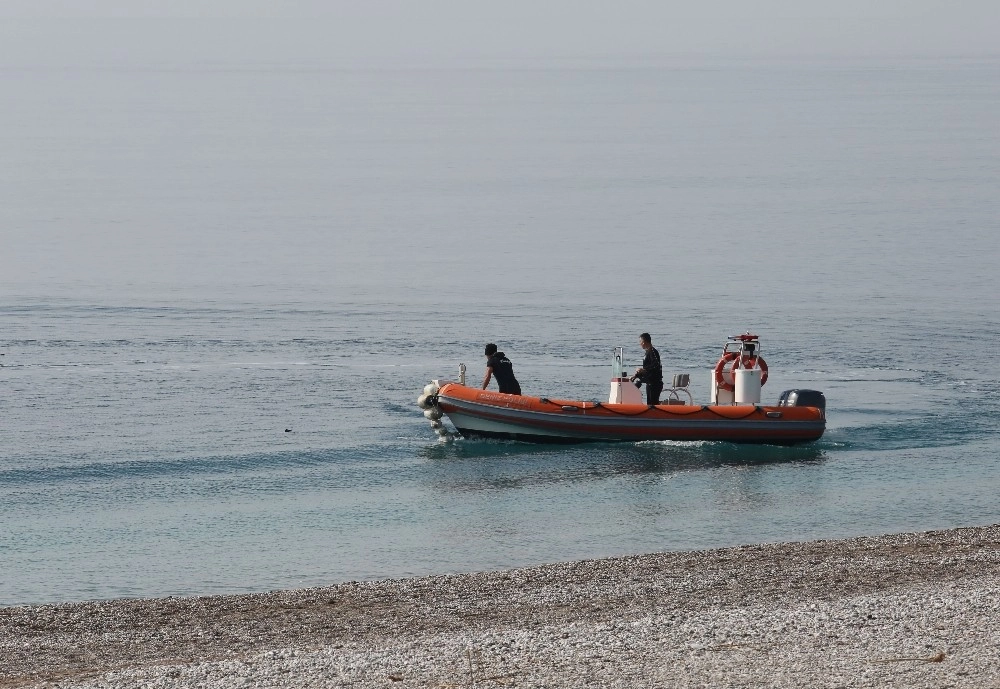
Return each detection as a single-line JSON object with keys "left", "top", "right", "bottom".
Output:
{"left": 3, "top": 524, "right": 999, "bottom": 689}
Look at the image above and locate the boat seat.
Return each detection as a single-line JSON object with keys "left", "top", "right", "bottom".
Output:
{"left": 664, "top": 373, "right": 693, "bottom": 405}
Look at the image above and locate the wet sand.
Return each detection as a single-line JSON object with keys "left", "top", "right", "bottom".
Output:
{"left": 3, "top": 524, "right": 999, "bottom": 688}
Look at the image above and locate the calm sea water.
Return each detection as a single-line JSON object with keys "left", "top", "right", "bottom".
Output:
{"left": 1, "top": 57, "right": 999, "bottom": 605}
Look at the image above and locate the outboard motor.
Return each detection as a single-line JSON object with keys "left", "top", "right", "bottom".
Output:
{"left": 415, "top": 363, "right": 467, "bottom": 440}
{"left": 778, "top": 389, "right": 826, "bottom": 416}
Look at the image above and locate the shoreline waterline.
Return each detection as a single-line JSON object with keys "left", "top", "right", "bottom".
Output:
{"left": 3, "top": 523, "right": 999, "bottom": 688}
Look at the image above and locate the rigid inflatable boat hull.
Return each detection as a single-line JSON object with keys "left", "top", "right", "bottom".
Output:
{"left": 436, "top": 384, "right": 825, "bottom": 445}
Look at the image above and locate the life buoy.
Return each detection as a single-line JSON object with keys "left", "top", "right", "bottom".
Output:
{"left": 730, "top": 355, "right": 769, "bottom": 386}
{"left": 713, "top": 351, "right": 739, "bottom": 391}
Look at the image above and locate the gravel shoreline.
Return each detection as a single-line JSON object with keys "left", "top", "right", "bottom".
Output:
{"left": 3, "top": 524, "right": 1000, "bottom": 688}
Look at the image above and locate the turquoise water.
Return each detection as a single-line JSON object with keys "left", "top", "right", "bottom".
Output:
{"left": 1, "top": 57, "right": 999, "bottom": 605}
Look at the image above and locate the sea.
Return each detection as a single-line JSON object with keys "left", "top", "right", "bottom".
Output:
{"left": 1, "top": 55, "right": 999, "bottom": 606}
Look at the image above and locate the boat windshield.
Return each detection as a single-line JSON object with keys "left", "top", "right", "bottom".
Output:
{"left": 611, "top": 347, "right": 627, "bottom": 379}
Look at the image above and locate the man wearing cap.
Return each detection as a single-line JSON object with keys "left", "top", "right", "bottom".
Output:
{"left": 482, "top": 343, "right": 521, "bottom": 395}
{"left": 631, "top": 332, "right": 663, "bottom": 405}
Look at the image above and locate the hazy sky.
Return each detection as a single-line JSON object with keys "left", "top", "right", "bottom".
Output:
{"left": 2, "top": 0, "right": 998, "bottom": 65}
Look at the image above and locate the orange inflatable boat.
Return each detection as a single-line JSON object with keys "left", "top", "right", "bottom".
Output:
{"left": 417, "top": 334, "right": 826, "bottom": 445}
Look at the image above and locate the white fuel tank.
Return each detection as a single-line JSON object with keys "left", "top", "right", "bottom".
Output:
{"left": 734, "top": 367, "right": 762, "bottom": 405}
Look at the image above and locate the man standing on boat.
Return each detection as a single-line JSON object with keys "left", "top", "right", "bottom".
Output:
{"left": 631, "top": 333, "right": 663, "bottom": 405}
{"left": 482, "top": 343, "right": 521, "bottom": 395}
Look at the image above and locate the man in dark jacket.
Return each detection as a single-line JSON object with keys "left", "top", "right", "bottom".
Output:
{"left": 482, "top": 343, "right": 521, "bottom": 395}
{"left": 631, "top": 332, "right": 663, "bottom": 405}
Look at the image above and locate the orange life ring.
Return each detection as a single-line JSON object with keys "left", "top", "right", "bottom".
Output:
{"left": 713, "top": 351, "right": 739, "bottom": 391}
{"left": 730, "top": 355, "right": 769, "bottom": 386}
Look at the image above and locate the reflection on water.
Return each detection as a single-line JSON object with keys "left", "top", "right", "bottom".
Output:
{"left": 419, "top": 438, "right": 828, "bottom": 493}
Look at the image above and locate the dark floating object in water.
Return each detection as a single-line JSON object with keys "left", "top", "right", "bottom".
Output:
{"left": 284, "top": 428, "right": 292, "bottom": 432}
